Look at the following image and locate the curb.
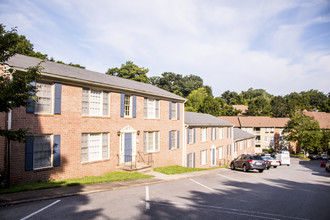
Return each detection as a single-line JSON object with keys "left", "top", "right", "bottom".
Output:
{"left": 0, "top": 167, "right": 230, "bottom": 207}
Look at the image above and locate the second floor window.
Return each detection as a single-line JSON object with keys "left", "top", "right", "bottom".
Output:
{"left": 82, "top": 89, "right": 109, "bottom": 117}
{"left": 201, "top": 128, "right": 208, "bottom": 142}
{"left": 35, "top": 82, "right": 52, "bottom": 114}
{"left": 169, "top": 101, "right": 180, "bottom": 120}
{"left": 124, "top": 95, "right": 132, "bottom": 117}
{"left": 144, "top": 98, "right": 160, "bottom": 119}
{"left": 211, "top": 127, "right": 216, "bottom": 140}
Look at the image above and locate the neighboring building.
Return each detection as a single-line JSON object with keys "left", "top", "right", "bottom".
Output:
{"left": 184, "top": 111, "right": 234, "bottom": 167}
{"left": 304, "top": 110, "right": 330, "bottom": 129}
{"left": 1, "top": 54, "right": 186, "bottom": 184}
{"left": 219, "top": 116, "right": 291, "bottom": 153}
{"left": 233, "top": 128, "right": 255, "bottom": 158}
{"left": 232, "top": 105, "right": 248, "bottom": 115}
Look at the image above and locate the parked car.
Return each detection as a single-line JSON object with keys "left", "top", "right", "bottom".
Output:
{"left": 321, "top": 160, "right": 327, "bottom": 167}
{"left": 326, "top": 160, "right": 330, "bottom": 172}
{"left": 262, "top": 156, "right": 280, "bottom": 169}
{"left": 308, "top": 154, "right": 318, "bottom": 160}
{"left": 321, "top": 154, "right": 328, "bottom": 160}
{"left": 276, "top": 151, "right": 291, "bottom": 166}
{"left": 230, "top": 154, "right": 266, "bottom": 173}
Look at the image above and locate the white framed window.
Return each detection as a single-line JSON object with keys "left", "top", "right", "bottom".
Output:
{"left": 188, "top": 128, "right": 194, "bottom": 144}
{"left": 270, "top": 128, "right": 274, "bottom": 133}
{"left": 171, "top": 102, "right": 177, "bottom": 120}
{"left": 124, "top": 95, "right": 132, "bottom": 117}
{"left": 143, "top": 131, "right": 160, "bottom": 153}
{"left": 218, "top": 146, "right": 223, "bottom": 159}
{"left": 35, "top": 82, "right": 53, "bottom": 114}
{"left": 33, "top": 135, "right": 52, "bottom": 169}
{"left": 219, "top": 128, "right": 223, "bottom": 139}
{"left": 81, "top": 133, "right": 109, "bottom": 162}
{"left": 201, "top": 150, "right": 207, "bottom": 165}
{"left": 82, "top": 89, "right": 109, "bottom": 117}
{"left": 201, "top": 128, "right": 208, "bottom": 142}
{"left": 170, "top": 130, "right": 178, "bottom": 149}
{"left": 227, "top": 127, "right": 232, "bottom": 138}
{"left": 265, "top": 128, "right": 269, "bottom": 133}
{"left": 144, "top": 98, "right": 160, "bottom": 119}
{"left": 211, "top": 128, "right": 216, "bottom": 140}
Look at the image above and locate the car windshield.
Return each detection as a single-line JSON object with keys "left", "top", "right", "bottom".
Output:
{"left": 251, "top": 155, "right": 263, "bottom": 160}
{"left": 263, "top": 157, "right": 273, "bottom": 160}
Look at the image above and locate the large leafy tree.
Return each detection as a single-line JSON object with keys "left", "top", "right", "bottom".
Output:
{"left": 246, "top": 96, "right": 271, "bottom": 116}
{"left": 283, "top": 113, "right": 322, "bottom": 154}
{"left": 106, "top": 61, "right": 149, "bottom": 83}
{"left": 270, "top": 96, "right": 289, "bottom": 117}
{"left": 0, "top": 24, "right": 42, "bottom": 141}
{"left": 185, "top": 87, "right": 208, "bottom": 112}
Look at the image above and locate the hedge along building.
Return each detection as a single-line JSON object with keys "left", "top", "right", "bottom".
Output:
{"left": 184, "top": 111, "right": 235, "bottom": 168}
{"left": 1, "top": 54, "right": 186, "bottom": 184}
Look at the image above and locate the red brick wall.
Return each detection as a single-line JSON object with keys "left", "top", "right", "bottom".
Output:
{"left": 9, "top": 83, "right": 184, "bottom": 184}
{"left": 185, "top": 127, "right": 233, "bottom": 168}
{"left": 0, "top": 112, "right": 7, "bottom": 175}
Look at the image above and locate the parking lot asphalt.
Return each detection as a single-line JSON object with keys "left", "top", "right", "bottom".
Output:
{"left": 0, "top": 167, "right": 229, "bottom": 206}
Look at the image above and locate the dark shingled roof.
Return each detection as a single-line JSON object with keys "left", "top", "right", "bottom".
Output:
{"left": 6, "top": 54, "right": 185, "bottom": 101}
{"left": 233, "top": 128, "right": 255, "bottom": 141}
{"left": 185, "top": 111, "right": 233, "bottom": 127}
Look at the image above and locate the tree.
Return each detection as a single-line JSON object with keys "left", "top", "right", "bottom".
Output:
{"left": 283, "top": 113, "right": 322, "bottom": 154}
{"left": 246, "top": 97, "right": 271, "bottom": 116}
{"left": 270, "top": 96, "right": 289, "bottom": 117}
{"left": 106, "top": 61, "right": 149, "bottom": 83}
{"left": 217, "top": 97, "right": 242, "bottom": 116}
{"left": 320, "top": 129, "right": 330, "bottom": 154}
{"left": 198, "top": 95, "right": 220, "bottom": 116}
{"left": 185, "top": 87, "right": 208, "bottom": 112}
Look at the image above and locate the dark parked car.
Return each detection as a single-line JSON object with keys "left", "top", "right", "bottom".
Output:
{"left": 230, "top": 154, "right": 266, "bottom": 173}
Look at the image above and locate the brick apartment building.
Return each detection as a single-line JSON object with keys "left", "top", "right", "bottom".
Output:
{"left": 183, "top": 112, "right": 251, "bottom": 167}
{"left": 219, "top": 116, "right": 291, "bottom": 153}
{"left": 1, "top": 55, "right": 186, "bottom": 184}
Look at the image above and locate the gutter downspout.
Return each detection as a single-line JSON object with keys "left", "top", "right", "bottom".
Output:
{"left": 182, "top": 100, "right": 187, "bottom": 167}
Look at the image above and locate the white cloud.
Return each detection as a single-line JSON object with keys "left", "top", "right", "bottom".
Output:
{"left": 0, "top": 0, "right": 329, "bottom": 96}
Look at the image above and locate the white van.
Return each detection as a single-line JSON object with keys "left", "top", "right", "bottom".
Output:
{"left": 276, "top": 151, "right": 290, "bottom": 166}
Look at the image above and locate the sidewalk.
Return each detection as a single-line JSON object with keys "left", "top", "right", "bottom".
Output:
{"left": 0, "top": 167, "right": 229, "bottom": 206}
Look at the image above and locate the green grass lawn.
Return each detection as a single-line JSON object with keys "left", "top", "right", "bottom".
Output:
{"left": 0, "top": 171, "right": 153, "bottom": 194}
{"left": 154, "top": 165, "right": 228, "bottom": 175}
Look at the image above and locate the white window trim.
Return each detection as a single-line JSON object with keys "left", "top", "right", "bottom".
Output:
{"left": 171, "top": 130, "right": 178, "bottom": 149}
{"left": 218, "top": 146, "right": 224, "bottom": 159}
{"left": 201, "top": 128, "right": 208, "bottom": 142}
{"left": 219, "top": 128, "right": 223, "bottom": 139}
{"left": 188, "top": 128, "right": 194, "bottom": 144}
{"left": 144, "top": 98, "right": 160, "bottom": 119}
{"left": 81, "top": 133, "right": 110, "bottom": 162}
{"left": 124, "top": 95, "right": 133, "bottom": 118}
{"left": 35, "top": 82, "right": 54, "bottom": 115}
{"left": 201, "top": 150, "right": 207, "bottom": 165}
{"left": 82, "top": 89, "right": 110, "bottom": 117}
{"left": 171, "top": 102, "right": 178, "bottom": 120}
{"left": 33, "top": 134, "right": 53, "bottom": 170}
{"left": 144, "top": 131, "right": 160, "bottom": 153}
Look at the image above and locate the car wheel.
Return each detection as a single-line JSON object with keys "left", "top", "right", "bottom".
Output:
{"left": 287, "top": 164, "right": 290, "bottom": 166}
{"left": 243, "top": 164, "right": 248, "bottom": 172}
{"left": 258, "top": 169, "right": 264, "bottom": 173}
{"left": 273, "top": 166, "right": 277, "bottom": 168}
{"left": 266, "top": 167, "right": 270, "bottom": 170}
{"left": 230, "top": 163, "right": 235, "bottom": 170}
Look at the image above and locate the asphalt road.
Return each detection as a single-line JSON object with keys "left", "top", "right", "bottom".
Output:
{"left": 1, "top": 158, "right": 329, "bottom": 220}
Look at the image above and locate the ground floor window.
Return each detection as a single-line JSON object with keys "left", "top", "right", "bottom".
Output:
{"left": 33, "top": 135, "right": 52, "bottom": 169}
{"left": 187, "top": 153, "right": 195, "bottom": 168}
{"left": 143, "top": 131, "right": 160, "bottom": 153}
{"left": 218, "top": 146, "right": 224, "bottom": 159}
{"left": 81, "top": 133, "right": 109, "bottom": 162}
{"left": 201, "top": 150, "right": 207, "bottom": 165}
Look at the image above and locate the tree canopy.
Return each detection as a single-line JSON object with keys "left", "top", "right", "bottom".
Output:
{"left": 106, "top": 61, "right": 149, "bottom": 83}
{"left": 283, "top": 113, "right": 322, "bottom": 154}
{"left": 0, "top": 24, "right": 42, "bottom": 142}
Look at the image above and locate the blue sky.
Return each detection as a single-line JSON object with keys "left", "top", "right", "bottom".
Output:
{"left": 1, "top": 0, "right": 329, "bottom": 96}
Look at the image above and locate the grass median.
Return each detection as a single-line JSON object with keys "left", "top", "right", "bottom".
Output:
{"left": 0, "top": 171, "right": 153, "bottom": 194}
{"left": 154, "top": 165, "right": 228, "bottom": 175}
